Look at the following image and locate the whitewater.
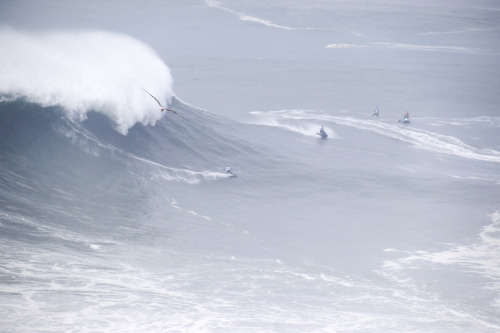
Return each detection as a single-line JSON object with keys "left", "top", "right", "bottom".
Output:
{"left": 1, "top": 1, "right": 500, "bottom": 332}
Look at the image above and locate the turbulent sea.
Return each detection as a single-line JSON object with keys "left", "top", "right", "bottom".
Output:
{"left": 1, "top": 1, "right": 500, "bottom": 332}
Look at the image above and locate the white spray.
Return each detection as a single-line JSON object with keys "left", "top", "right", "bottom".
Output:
{"left": 0, "top": 28, "right": 173, "bottom": 134}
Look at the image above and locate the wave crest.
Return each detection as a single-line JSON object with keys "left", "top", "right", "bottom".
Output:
{"left": 0, "top": 28, "right": 173, "bottom": 134}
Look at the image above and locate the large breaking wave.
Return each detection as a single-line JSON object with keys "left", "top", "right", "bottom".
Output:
{"left": 0, "top": 28, "right": 173, "bottom": 134}
{"left": 1, "top": 26, "right": 500, "bottom": 332}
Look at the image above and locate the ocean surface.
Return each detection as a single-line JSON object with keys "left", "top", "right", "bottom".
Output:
{"left": 1, "top": 1, "right": 500, "bottom": 332}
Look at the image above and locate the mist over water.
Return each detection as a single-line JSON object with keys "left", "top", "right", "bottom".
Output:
{"left": 0, "top": 28, "right": 172, "bottom": 134}
{"left": 1, "top": 1, "right": 500, "bottom": 332}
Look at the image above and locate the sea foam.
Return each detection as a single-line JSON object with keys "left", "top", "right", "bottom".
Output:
{"left": 0, "top": 28, "right": 173, "bottom": 134}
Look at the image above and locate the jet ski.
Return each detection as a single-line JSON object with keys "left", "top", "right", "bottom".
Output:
{"left": 317, "top": 127, "right": 328, "bottom": 138}
{"left": 398, "top": 117, "right": 411, "bottom": 124}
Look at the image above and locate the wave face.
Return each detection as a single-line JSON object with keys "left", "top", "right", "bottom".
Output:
{"left": 2, "top": 101, "right": 500, "bottom": 332}
{"left": 1, "top": 13, "right": 500, "bottom": 333}
{"left": 0, "top": 28, "right": 173, "bottom": 134}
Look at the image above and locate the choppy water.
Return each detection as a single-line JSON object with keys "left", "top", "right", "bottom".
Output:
{"left": 1, "top": 1, "right": 499, "bottom": 332}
